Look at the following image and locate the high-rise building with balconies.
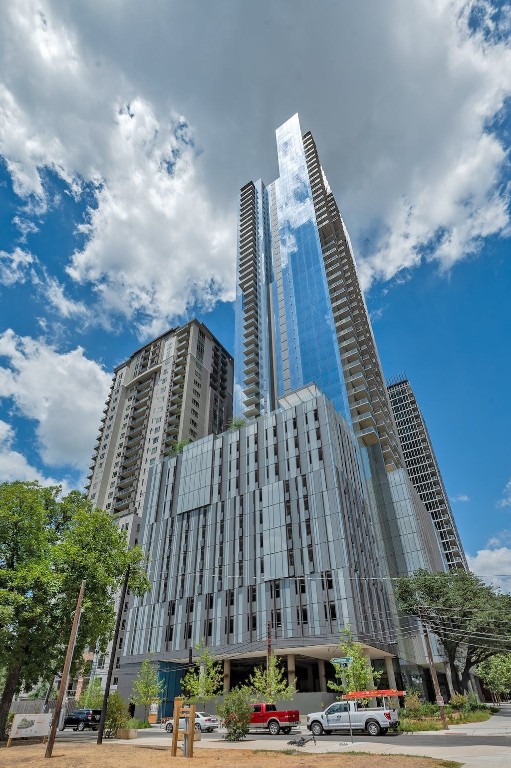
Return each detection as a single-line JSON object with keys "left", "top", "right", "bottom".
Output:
{"left": 387, "top": 376, "right": 467, "bottom": 571}
{"left": 87, "top": 320, "right": 233, "bottom": 526}
{"left": 85, "top": 319, "right": 233, "bottom": 684}
{"left": 234, "top": 114, "right": 446, "bottom": 584}
{"left": 235, "top": 114, "right": 402, "bottom": 471}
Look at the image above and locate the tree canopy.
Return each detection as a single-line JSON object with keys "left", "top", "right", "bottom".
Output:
{"left": 0, "top": 481, "right": 149, "bottom": 736}
{"left": 395, "top": 569, "right": 511, "bottom": 693}
{"left": 476, "top": 654, "right": 511, "bottom": 698}
{"left": 328, "top": 626, "right": 382, "bottom": 695}
{"left": 182, "top": 642, "right": 223, "bottom": 706}
{"left": 130, "top": 657, "right": 164, "bottom": 721}
{"left": 248, "top": 652, "right": 296, "bottom": 703}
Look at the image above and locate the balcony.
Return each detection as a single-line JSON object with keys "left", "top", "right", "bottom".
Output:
{"left": 357, "top": 425, "right": 379, "bottom": 445}
{"left": 352, "top": 411, "right": 376, "bottom": 430}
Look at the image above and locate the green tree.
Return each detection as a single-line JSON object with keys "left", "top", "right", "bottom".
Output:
{"left": 396, "top": 569, "right": 511, "bottom": 693}
{"left": 104, "top": 692, "right": 129, "bottom": 738}
{"left": 217, "top": 686, "right": 252, "bottom": 741}
{"left": 248, "top": 653, "right": 296, "bottom": 703}
{"left": 476, "top": 654, "right": 511, "bottom": 699}
{"left": 328, "top": 626, "right": 382, "bottom": 696}
{"left": 130, "top": 657, "right": 164, "bottom": 722}
{"left": 25, "top": 679, "right": 57, "bottom": 700}
{"left": 0, "top": 481, "right": 149, "bottom": 737}
{"left": 227, "top": 417, "right": 247, "bottom": 430}
{"left": 164, "top": 439, "right": 191, "bottom": 457}
{"left": 78, "top": 677, "right": 103, "bottom": 709}
{"left": 182, "top": 642, "right": 223, "bottom": 707}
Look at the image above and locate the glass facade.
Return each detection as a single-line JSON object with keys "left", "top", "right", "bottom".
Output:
{"left": 235, "top": 114, "right": 348, "bottom": 420}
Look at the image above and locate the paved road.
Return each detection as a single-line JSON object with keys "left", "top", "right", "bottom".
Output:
{"left": 56, "top": 725, "right": 511, "bottom": 750}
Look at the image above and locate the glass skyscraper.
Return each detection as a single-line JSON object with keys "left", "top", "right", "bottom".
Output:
{"left": 235, "top": 113, "right": 448, "bottom": 581}
{"left": 235, "top": 114, "right": 402, "bottom": 472}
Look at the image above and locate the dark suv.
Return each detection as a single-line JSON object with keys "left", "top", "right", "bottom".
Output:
{"left": 60, "top": 708, "right": 102, "bottom": 731}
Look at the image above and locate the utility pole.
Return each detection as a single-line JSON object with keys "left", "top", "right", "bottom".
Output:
{"left": 97, "top": 564, "right": 131, "bottom": 745}
{"left": 419, "top": 608, "right": 448, "bottom": 730}
{"left": 266, "top": 621, "right": 271, "bottom": 671}
{"left": 45, "top": 580, "right": 86, "bottom": 758}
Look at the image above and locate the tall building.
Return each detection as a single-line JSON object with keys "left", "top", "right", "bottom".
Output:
{"left": 387, "top": 376, "right": 467, "bottom": 571}
{"left": 85, "top": 319, "right": 233, "bottom": 683}
{"left": 120, "top": 385, "right": 404, "bottom": 714}
{"left": 118, "top": 115, "right": 456, "bottom": 713}
{"left": 234, "top": 114, "right": 444, "bottom": 581}
{"left": 235, "top": 114, "right": 402, "bottom": 471}
{"left": 87, "top": 320, "right": 233, "bottom": 523}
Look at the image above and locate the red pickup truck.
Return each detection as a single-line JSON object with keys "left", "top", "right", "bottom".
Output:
{"left": 250, "top": 703, "right": 300, "bottom": 735}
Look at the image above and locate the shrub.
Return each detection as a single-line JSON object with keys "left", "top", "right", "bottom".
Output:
{"left": 465, "top": 693, "right": 483, "bottom": 711}
{"left": 404, "top": 692, "right": 422, "bottom": 714}
{"left": 105, "top": 692, "right": 129, "bottom": 738}
{"left": 449, "top": 694, "right": 466, "bottom": 710}
{"left": 217, "top": 686, "right": 252, "bottom": 741}
{"left": 126, "top": 717, "right": 151, "bottom": 729}
{"left": 418, "top": 702, "right": 438, "bottom": 718}
{"left": 399, "top": 718, "right": 443, "bottom": 732}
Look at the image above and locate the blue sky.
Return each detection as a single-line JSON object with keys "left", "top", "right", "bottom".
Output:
{"left": 0, "top": 0, "right": 510, "bottom": 589}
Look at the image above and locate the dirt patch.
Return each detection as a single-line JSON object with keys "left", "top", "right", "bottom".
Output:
{"left": 0, "top": 742, "right": 457, "bottom": 768}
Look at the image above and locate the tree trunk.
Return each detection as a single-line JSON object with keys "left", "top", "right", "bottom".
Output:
{"left": 0, "top": 661, "right": 22, "bottom": 738}
{"left": 460, "top": 665, "right": 473, "bottom": 694}
{"left": 447, "top": 659, "right": 463, "bottom": 694}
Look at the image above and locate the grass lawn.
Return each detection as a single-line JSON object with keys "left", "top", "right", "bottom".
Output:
{"left": 400, "top": 708, "right": 493, "bottom": 732}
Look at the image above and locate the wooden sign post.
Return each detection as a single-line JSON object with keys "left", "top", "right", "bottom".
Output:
{"left": 181, "top": 703, "right": 196, "bottom": 758}
{"left": 170, "top": 697, "right": 182, "bottom": 757}
{"left": 169, "top": 697, "right": 196, "bottom": 758}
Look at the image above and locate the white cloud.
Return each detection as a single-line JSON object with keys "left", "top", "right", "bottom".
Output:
{"left": 0, "top": 418, "right": 70, "bottom": 491}
{"left": 497, "top": 477, "right": 511, "bottom": 508}
{"left": 467, "top": 545, "right": 511, "bottom": 593}
{"left": 0, "top": 247, "right": 35, "bottom": 286}
{"left": 451, "top": 494, "right": 471, "bottom": 503}
{"left": 0, "top": 329, "right": 111, "bottom": 470}
{"left": 0, "top": 0, "right": 510, "bottom": 327}
{"left": 42, "top": 274, "right": 89, "bottom": 320}
{"left": 487, "top": 529, "right": 511, "bottom": 548}
{"left": 66, "top": 98, "right": 234, "bottom": 337}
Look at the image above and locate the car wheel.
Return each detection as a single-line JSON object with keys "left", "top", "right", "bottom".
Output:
{"left": 59, "top": 725, "right": 65, "bottom": 731}
{"left": 366, "top": 720, "right": 381, "bottom": 737}
{"left": 165, "top": 722, "right": 173, "bottom": 733}
{"left": 207, "top": 728, "right": 213, "bottom": 733}
{"left": 310, "top": 721, "right": 324, "bottom": 736}
{"left": 77, "top": 722, "right": 86, "bottom": 731}
{"left": 268, "top": 720, "right": 280, "bottom": 735}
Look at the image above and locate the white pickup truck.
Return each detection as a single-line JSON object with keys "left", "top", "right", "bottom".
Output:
{"left": 306, "top": 700, "right": 399, "bottom": 736}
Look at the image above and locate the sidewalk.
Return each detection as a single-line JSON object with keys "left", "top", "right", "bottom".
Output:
{"left": 128, "top": 707, "right": 511, "bottom": 768}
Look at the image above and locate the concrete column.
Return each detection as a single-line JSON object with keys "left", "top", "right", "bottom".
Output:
{"left": 318, "top": 659, "right": 327, "bottom": 693}
{"left": 287, "top": 654, "right": 296, "bottom": 688}
{"left": 223, "top": 659, "right": 230, "bottom": 693}
{"left": 385, "top": 656, "right": 397, "bottom": 690}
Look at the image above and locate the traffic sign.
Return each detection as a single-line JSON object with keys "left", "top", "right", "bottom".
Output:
{"left": 331, "top": 656, "right": 353, "bottom": 666}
